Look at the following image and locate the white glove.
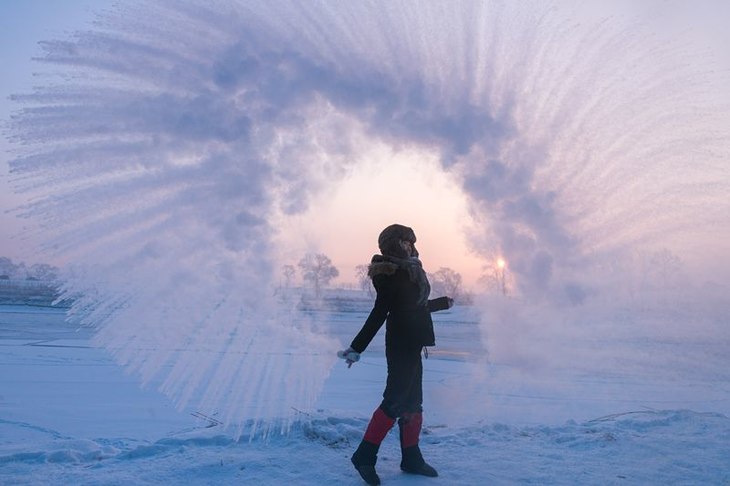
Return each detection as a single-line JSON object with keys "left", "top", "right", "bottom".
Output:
{"left": 337, "top": 347, "right": 360, "bottom": 368}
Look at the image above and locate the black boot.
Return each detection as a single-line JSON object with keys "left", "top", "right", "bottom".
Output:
{"left": 400, "top": 445, "right": 438, "bottom": 477}
{"left": 351, "top": 440, "right": 381, "bottom": 485}
{"left": 399, "top": 413, "right": 438, "bottom": 477}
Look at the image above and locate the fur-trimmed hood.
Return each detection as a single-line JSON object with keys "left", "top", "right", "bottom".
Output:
{"left": 367, "top": 255, "right": 399, "bottom": 278}
{"left": 367, "top": 254, "right": 431, "bottom": 306}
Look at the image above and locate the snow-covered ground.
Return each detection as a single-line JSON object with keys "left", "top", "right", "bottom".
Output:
{"left": 1, "top": 304, "right": 729, "bottom": 485}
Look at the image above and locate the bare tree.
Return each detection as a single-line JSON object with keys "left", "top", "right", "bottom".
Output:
{"left": 479, "top": 258, "right": 509, "bottom": 296}
{"left": 647, "top": 248, "right": 684, "bottom": 305}
{"left": 298, "top": 253, "right": 339, "bottom": 298}
{"left": 355, "top": 264, "right": 373, "bottom": 297}
{"left": 0, "top": 257, "right": 18, "bottom": 279}
{"left": 281, "top": 264, "right": 296, "bottom": 288}
{"left": 27, "top": 263, "right": 60, "bottom": 282}
{"left": 429, "top": 267, "right": 463, "bottom": 301}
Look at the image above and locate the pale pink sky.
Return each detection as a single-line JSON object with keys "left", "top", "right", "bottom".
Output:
{"left": 273, "top": 144, "right": 487, "bottom": 288}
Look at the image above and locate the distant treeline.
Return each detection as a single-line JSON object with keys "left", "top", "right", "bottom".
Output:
{"left": 0, "top": 257, "right": 60, "bottom": 282}
{"left": 0, "top": 257, "right": 67, "bottom": 307}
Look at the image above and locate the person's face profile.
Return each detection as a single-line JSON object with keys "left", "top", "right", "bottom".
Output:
{"left": 399, "top": 239, "right": 414, "bottom": 257}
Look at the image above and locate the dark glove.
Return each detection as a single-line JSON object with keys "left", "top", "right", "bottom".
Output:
{"left": 428, "top": 296, "right": 454, "bottom": 312}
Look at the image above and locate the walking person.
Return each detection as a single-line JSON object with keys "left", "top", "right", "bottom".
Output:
{"left": 338, "top": 224, "right": 453, "bottom": 485}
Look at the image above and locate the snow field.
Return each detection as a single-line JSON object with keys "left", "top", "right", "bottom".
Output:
{"left": 1, "top": 305, "right": 729, "bottom": 484}
{"left": 2, "top": 410, "right": 729, "bottom": 485}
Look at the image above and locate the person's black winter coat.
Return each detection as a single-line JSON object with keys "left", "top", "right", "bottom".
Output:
{"left": 350, "top": 256, "right": 451, "bottom": 353}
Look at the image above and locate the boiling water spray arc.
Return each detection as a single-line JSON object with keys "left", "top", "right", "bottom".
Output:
{"left": 6, "top": 1, "right": 729, "bottom": 432}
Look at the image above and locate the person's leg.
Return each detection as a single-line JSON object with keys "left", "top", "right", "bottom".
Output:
{"left": 380, "top": 347, "right": 421, "bottom": 418}
{"left": 398, "top": 353, "right": 437, "bottom": 477}
{"left": 351, "top": 348, "right": 416, "bottom": 485}
{"left": 351, "top": 407, "right": 395, "bottom": 486}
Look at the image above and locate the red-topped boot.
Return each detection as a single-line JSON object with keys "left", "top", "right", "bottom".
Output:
{"left": 399, "top": 412, "right": 438, "bottom": 477}
{"left": 351, "top": 407, "right": 396, "bottom": 485}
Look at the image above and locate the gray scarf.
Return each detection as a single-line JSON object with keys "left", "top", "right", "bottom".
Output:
{"left": 381, "top": 255, "right": 431, "bottom": 307}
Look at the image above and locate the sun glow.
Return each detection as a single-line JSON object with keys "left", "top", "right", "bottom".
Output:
{"left": 273, "top": 143, "right": 486, "bottom": 288}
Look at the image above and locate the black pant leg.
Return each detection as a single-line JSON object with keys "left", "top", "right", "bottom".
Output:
{"left": 380, "top": 347, "right": 423, "bottom": 418}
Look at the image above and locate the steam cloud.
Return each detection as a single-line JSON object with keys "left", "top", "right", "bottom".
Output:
{"left": 6, "top": 0, "right": 729, "bottom": 431}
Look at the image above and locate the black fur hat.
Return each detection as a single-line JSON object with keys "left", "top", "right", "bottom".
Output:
{"left": 378, "top": 224, "right": 418, "bottom": 258}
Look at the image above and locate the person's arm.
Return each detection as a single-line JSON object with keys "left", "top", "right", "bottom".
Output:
{"left": 427, "top": 296, "right": 454, "bottom": 312}
{"left": 349, "top": 275, "right": 394, "bottom": 353}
